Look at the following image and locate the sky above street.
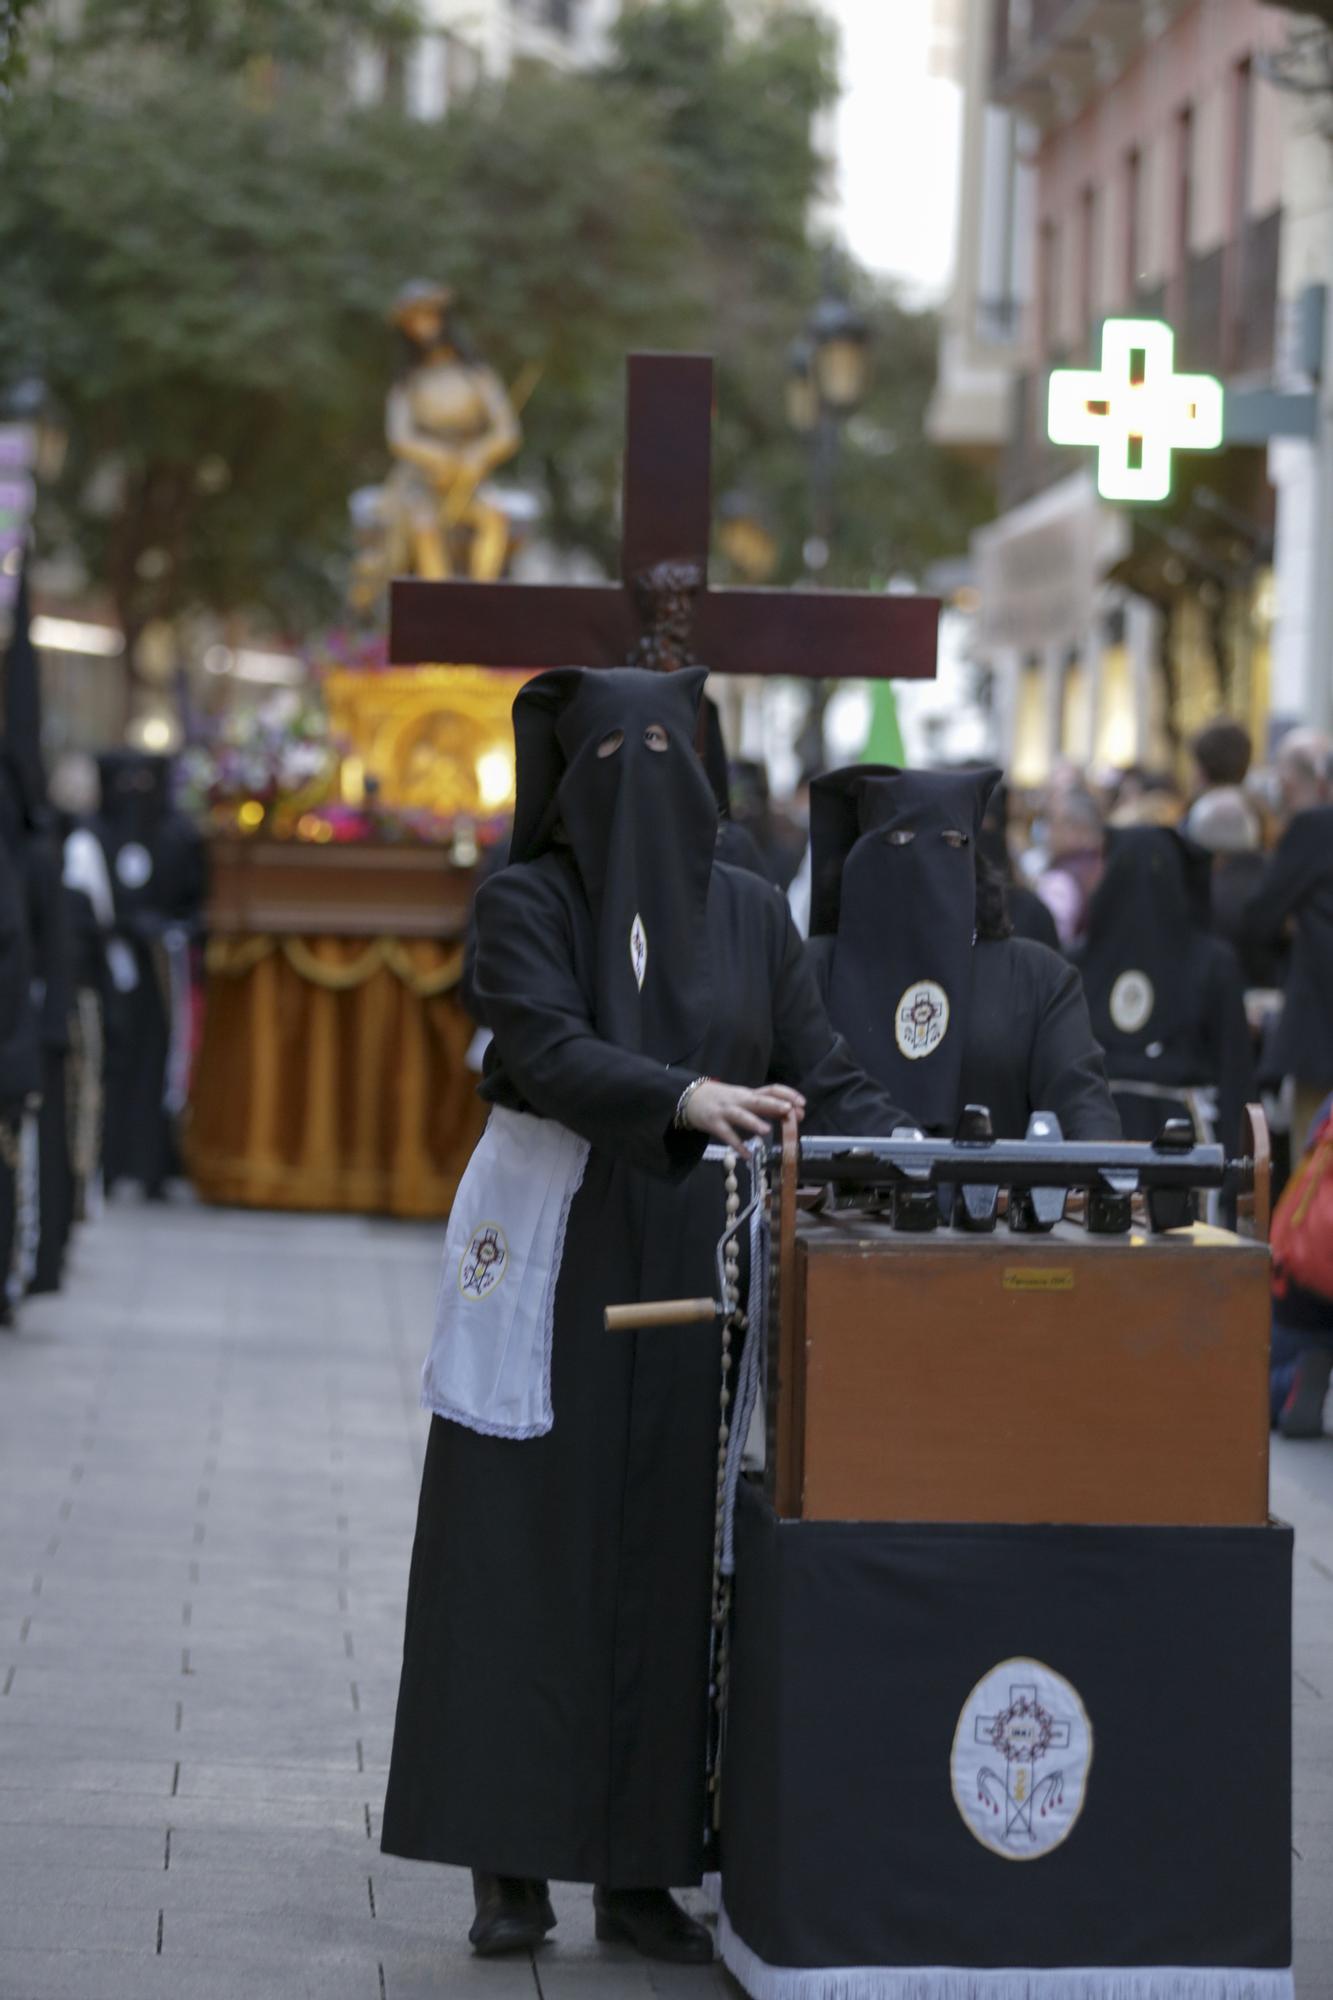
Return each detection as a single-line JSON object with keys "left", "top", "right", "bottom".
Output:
{"left": 823, "top": 0, "right": 962, "bottom": 301}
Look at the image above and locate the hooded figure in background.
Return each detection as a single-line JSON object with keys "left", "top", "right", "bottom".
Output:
{"left": 1076, "top": 825, "right": 1253, "bottom": 1149}
{"left": 978, "top": 777, "right": 1061, "bottom": 950}
{"left": 2, "top": 573, "right": 75, "bottom": 1294}
{"left": 807, "top": 764, "right": 1119, "bottom": 1141}
{"left": 381, "top": 666, "right": 909, "bottom": 1967}
{"left": 52, "top": 751, "right": 116, "bottom": 1223}
{"left": 91, "top": 751, "right": 206, "bottom": 1196}
{"left": 1241, "top": 802, "right": 1333, "bottom": 1142}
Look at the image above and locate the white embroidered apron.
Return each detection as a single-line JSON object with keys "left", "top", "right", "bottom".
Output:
{"left": 421, "top": 1107, "right": 590, "bottom": 1440}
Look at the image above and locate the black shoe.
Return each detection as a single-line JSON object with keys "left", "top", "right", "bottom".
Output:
{"left": 593, "top": 1886, "right": 714, "bottom": 1964}
{"left": 1280, "top": 1345, "right": 1332, "bottom": 1439}
{"left": 468, "top": 1872, "right": 555, "bottom": 1956}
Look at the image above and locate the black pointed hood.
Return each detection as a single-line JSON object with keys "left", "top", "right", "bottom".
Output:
{"left": 1077, "top": 826, "right": 1212, "bottom": 1057}
{"left": 95, "top": 751, "right": 171, "bottom": 849}
{"left": 810, "top": 763, "right": 1001, "bottom": 1131}
{"left": 510, "top": 666, "right": 717, "bottom": 1063}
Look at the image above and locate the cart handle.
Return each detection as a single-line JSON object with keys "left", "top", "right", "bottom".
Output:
{"left": 603, "top": 1298, "right": 719, "bottom": 1332}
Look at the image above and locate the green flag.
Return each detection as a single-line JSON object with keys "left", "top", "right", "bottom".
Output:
{"left": 861, "top": 679, "right": 904, "bottom": 766}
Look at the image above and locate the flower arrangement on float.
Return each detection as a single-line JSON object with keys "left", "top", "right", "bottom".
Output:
{"left": 178, "top": 667, "right": 514, "bottom": 852}
{"left": 175, "top": 689, "right": 343, "bottom": 835}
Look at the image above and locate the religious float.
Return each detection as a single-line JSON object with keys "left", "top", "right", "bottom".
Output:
{"left": 187, "top": 283, "right": 532, "bottom": 1217}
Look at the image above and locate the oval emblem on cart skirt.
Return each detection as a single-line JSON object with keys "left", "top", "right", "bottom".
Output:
{"left": 1109, "top": 968, "right": 1154, "bottom": 1035}
{"left": 895, "top": 980, "right": 949, "bottom": 1060}
{"left": 458, "top": 1222, "right": 508, "bottom": 1301}
{"left": 950, "top": 1657, "right": 1093, "bottom": 1860}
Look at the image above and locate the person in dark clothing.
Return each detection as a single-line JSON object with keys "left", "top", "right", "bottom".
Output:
{"left": 1076, "top": 826, "right": 1254, "bottom": 1151}
{"left": 0, "top": 774, "right": 39, "bottom": 1322}
{"left": 91, "top": 752, "right": 206, "bottom": 1196}
{"left": 3, "top": 578, "right": 77, "bottom": 1292}
{"left": 805, "top": 764, "right": 1119, "bottom": 1141}
{"left": 52, "top": 753, "right": 115, "bottom": 1224}
{"left": 978, "top": 777, "right": 1062, "bottom": 951}
{"left": 381, "top": 667, "right": 911, "bottom": 1966}
{"left": 727, "top": 757, "right": 805, "bottom": 889}
{"left": 1184, "top": 786, "right": 1280, "bottom": 990}
{"left": 20, "top": 797, "right": 75, "bottom": 1293}
{"left": 1242, "top": 801, "right": 1333, "bottom": 1143}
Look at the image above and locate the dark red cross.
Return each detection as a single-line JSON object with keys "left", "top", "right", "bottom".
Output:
{"left": 390, "top": 351, "right": 939, "bottom": 682}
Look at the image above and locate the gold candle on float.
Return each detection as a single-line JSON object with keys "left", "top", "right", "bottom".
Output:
{"left": 341, "top": 756, "right": 366, "bottom": 807}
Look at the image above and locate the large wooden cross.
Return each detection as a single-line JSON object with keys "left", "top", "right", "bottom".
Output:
{"left": 390, "top": 351, "right": 938, "bottom": 684}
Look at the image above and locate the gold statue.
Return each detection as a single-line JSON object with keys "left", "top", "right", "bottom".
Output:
{"left": 351, "top": 280, "right": 523, "bottom": 608}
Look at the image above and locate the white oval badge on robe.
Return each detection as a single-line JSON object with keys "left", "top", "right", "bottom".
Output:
{"left": 950, "top": 1656, "right": 1093, "bottom": 1862}
{"left": 895, "top": 980, "right": 949, "bottom": 1060}
{"left": 1109, "top": 968, "right": 1154, "bottom": 1035}
{"left": 630, "top": 913, "right": 647, "bottom": 991}
{"left": 116, "top": 842, "right": 153, "bottom": 890}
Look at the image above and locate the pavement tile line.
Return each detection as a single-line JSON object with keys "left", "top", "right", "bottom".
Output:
{"left": 0, "top": 1202, "right": 1326, "bottom": 1996}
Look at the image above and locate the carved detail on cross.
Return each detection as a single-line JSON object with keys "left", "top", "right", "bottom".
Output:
{"left": 390, "top": 352, "right": 938, "bottom": 686}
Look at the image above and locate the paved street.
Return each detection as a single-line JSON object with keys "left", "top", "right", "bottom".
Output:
{"left": 0, "top": 1198, "right": 1330, "bottom": 1999}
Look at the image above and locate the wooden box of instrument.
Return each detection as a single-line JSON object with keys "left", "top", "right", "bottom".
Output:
{"left": 769, "top": 1213, "right": 1271, "bottom": 1527}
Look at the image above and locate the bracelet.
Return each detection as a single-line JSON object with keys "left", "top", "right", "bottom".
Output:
{"left": 674, "top": 1075, "right": 713, "bottom": 1130}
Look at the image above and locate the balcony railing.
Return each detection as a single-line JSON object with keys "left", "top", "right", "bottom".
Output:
{"left": 991, "top": 0, "right": 1162, "bottom": 115}
{"left": 1175, "top": 214, "right": 1279, "bottom": 379}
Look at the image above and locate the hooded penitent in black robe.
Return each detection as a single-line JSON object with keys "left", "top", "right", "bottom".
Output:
{"left": 3, "top": 577, "right": 77, "bottom": 1293}
{"left": 381, "top": 668, "right": 909, "bottom": 1889}
{"left": 92, "top": 753, "right": 206, "bottom": 1194}
{"left": 806, "top": 765, "right": 1119, "bottom": 1142}
{"left": 1076, "top": 826, "right": 1254, "bottom": 1149}
{"left": 22, "top": 812, "right": 75, "bottom": 1294}
{"left": 1242, "top": 805, "right": 1333, "bottom": 1093}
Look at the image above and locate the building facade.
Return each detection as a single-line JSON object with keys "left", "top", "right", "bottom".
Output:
{"left": 932, "top": 0, "right": 1330, "bottom": 785}
{"left": 352, "top": 0, "right": 619, "bottom": 118}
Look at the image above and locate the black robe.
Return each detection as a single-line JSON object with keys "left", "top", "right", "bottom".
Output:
{"left": 808, "top": 934, "right": 1120, "bottom": 1142}
{"left": 0, "top": 830, "right": 39, "bottom": 1315}
{"left": 24, "top": 831, "right": 75, "bottom": 1293}
{"left": 1242, "top": 805, "right": 1333, "bottom": 1088}
{"left": 93, "top": 761, "right": 205, "bottom": 1193}
{"left": 381, "top": 853, "right": 906, "bottom": 1887}
{"left": 1087, "top": 934, "right": 1254, "bottom": 1148}
{"left": 1210, "top": 850, "right": 1281, "bottom": 990}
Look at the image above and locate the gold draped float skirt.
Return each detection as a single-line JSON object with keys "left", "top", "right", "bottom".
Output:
{"left": 187, "top": 934, "right": 486, "bottom": 1218}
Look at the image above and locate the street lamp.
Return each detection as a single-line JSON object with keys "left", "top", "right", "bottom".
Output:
{"left": 809, "top": 293, "right": 871, "bottom": 413}
{"left": 718, "top": 490, "right": 779, "bottom": 586}
{"left": 786, "top": 339, "right": 821, "bottom": 437}
{"left": 789, "top": 278, "right": 872, "bottom": 769}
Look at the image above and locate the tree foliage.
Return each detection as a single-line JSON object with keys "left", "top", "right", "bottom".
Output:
{"left": 0, "top": 0, "right": 38, "bottom": 95}
{"left": 0, "top": 0, "right": 991, "bottom": 664}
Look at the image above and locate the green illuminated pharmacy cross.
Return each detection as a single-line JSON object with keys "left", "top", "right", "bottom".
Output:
{"left": 1047, "top": 319, "right": 1224, "bottom": 504}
